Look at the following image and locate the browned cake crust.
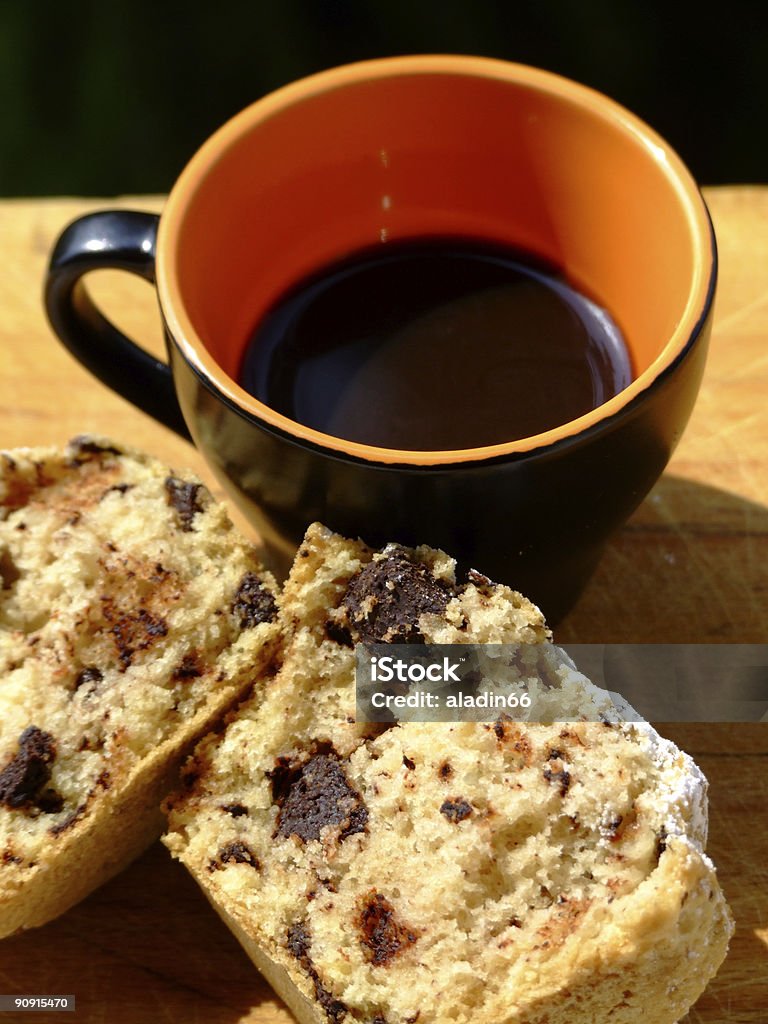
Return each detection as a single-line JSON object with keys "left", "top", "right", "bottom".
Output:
{"left": 165, "top": 523, "right": 733, "bottom": 1024}
{"left": 0, "top": 436, "right": 280, "bottom": 936}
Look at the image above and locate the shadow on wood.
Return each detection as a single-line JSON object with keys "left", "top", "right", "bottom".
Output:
{"left": 559, "top": 474, "right": 768, "bottom": 643}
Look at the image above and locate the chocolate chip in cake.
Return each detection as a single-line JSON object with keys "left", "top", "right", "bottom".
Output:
{"left": 0, "top": 548, "right": 21, "bottom": 589}
{"left": 655, "top": 827, "right": 669, "bottom": 862}
{"left": 221, "top": 803, "right": 248, "bottom": 817}
{"left": 544, "top": 749, "right": 573, "bottom": 794}
{"left": 0, "top": 726, "right": 57, "bottom": 810}
{"left": 464, "top": 568, "right": 498, "bottom": 601}
{"left": 341, "top": 551, "right": 451, "bottom": 643}
{"left": 36, "top": 789, "right": 64, "bottom": 814}
{"left": 357, "top": 891, "right": 418, "bottom": 965}
{"left": 287, "top": 921, "right": 311, "bottom": 961}
{"left": 440, "top": 798, "right": 473, "bottom": 823}
{"left": 402, "top": 755, "right": 416, "bottom": 771}
{"left": 210, "top": 841, "right": 260, "bottom": 871}
{"left": 270, "top": 752, "right": 368, "bottom": 843}
{"left": 49, "top": 801, "right": 88, "bottom": 836}
{"left": 467, "top": 568, "right": 494, "bottom": 587}
{"left": 173, "top": 652, "right": 203, "bottom": 680}
{"left": 67, "top": 437, "right": 123, "bottom": 465}
{"left": 99, "top": 482, "right": 134, "bottom": 500}
{"left": 74, "top": 666, "right": 103, "bottom": 692}
{"left": 324, "top": 618, "right": 354, "bottom": 647}
{"left": 606, "top": 805, "right": 638, "bottom": 842}
{"left": 233, "top": 573, "right": 278, "bottom": 629}
{"left": 106, "top": 605, "right": 169, "bottom": 669}
{"left": 164, "top": 476, "right": 204, "bottom": 531}
{"left": 543, "top": 764, "right": 571, "bottom": 797}
{"left": 491, "top": 717, "right": 534, "bottom": 765}
{"left": 286, "top": 922, "right": 348, "bottom": 1023}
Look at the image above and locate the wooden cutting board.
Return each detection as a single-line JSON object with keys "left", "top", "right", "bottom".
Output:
{"left": 0, "top": 190, "right": 766, "bottom": 1021}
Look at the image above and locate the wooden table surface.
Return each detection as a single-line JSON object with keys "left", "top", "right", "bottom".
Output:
{"left": 0, "top": 190, "right": 766, "bottom": 1021}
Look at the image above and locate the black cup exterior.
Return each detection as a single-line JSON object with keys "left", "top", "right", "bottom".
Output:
{"left": 43, "top": 203, "right": 715, "bottom": 622}
{"left": 167, "top": 305, "right": 712, "bottom": 624}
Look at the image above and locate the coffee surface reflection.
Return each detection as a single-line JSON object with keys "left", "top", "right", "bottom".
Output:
{"left": 239, "top": 239, "right": 633, "bottom": 451}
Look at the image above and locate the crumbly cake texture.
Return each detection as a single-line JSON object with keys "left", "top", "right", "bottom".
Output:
{"left": 165, "top": 523, "right": 733, "bottom": 1024}
{"left": 0, "top": 436, "right": 280, "bottom": 937}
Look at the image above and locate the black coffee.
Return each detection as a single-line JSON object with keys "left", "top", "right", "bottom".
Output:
{"left": 238, "top": 239, "right": 632, "bottom": 451}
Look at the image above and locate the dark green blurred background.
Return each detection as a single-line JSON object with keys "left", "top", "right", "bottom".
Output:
{"left": 1, "top": 0, "right": 765, "bottom": 196}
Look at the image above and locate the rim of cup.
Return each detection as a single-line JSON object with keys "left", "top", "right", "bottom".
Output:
{"left": 156, "top": 54, "right": 716, "bottom": 467}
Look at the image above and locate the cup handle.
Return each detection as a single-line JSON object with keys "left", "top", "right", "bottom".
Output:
{"left": 44, "top": 209, "right": 190, "bottom": 439}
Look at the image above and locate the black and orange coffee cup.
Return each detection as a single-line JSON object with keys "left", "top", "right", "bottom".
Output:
{"left": 45, "top": 56, "right": 715, "bottom": 621}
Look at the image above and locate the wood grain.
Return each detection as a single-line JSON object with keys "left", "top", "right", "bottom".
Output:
{"left": 0, "top": 190, "right": 766, "bottom": 1021}
{"left": 558, "top": 188, "right": 768, "bottom": 644}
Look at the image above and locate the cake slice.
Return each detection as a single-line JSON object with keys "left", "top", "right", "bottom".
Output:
{"left": 0, "top": 436, "right": 280, "bottom": 936}
{"left": 164, "top": 522, "right": 733, "bottom": 1024}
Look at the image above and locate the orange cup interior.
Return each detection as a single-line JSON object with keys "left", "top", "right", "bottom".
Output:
{"left": 157, "top": 56, "right": 713, "bottom": 465}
